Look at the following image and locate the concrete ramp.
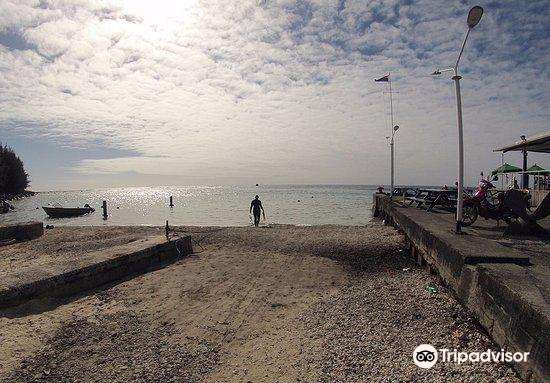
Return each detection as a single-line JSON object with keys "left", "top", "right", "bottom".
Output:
{"left": 0, "top": 235, "right": 192, "bottom": 309}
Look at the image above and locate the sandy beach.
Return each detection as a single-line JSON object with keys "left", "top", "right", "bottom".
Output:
{"left": 0, "top": 224, "right": 521, "bottom": 382}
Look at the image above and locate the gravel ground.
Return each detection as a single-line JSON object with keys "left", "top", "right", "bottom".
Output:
{"left": 10, "top": 308, "right": 219, "bottom": 383}
{"left": 298, "top": 254, "right": 521, "bottom": 382}
{"left": 0, "top": 224, "right": 523, "bottom": 382}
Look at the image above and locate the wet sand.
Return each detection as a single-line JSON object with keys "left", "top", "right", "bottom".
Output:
{"left": 0, "top": 225, "right": 521, "bottom": 382}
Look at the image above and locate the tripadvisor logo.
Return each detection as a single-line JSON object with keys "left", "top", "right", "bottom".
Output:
{"left": 413, "top": 344, "right": 529, "bottom": 369}
{"left": 413, "top": 344, "right": 438, "bottom": 369}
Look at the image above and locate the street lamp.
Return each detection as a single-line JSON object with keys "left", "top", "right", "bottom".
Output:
{"left": 375, "top": 73, "right": 397, "bottom": 199}
{"left": 432, "top": 5, "right": 483, "bottom": 234}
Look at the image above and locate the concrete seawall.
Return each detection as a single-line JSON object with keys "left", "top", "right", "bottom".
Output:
{"left": 530, "top": 190, "right": 549, "bottom": 208}
{"left": 373, "top": 194, "right": 549, "bottom": 383}
{"left": 0, "top": 235, "right": 192, "bottom": 309}
{"left": 0, "top": 222, "right": 44, "bottom": 242}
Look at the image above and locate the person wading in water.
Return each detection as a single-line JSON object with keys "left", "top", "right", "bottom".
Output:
{"left": 250, "top": 195, "right": 265, "bottom": 227}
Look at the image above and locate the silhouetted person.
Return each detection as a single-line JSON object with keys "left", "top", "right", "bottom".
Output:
{"left": 250, "top": 195, "right": 265, "bottom": 227}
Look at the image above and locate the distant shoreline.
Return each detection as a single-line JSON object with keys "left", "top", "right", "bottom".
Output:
{"left": 4, "top": 190, "right": 36, "bottom": 201}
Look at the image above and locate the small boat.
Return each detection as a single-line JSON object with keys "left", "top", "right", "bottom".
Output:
{"left": 43, "top": 205, "right": 95, "bottom": 218}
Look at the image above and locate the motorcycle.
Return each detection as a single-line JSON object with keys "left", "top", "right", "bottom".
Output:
{"left": 460, "top": 176, "right": 519, "bottom": 227}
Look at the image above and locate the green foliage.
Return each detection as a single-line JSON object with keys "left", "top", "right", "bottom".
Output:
{"left": 0, "top": 143, "right": 29, "bottom": 197}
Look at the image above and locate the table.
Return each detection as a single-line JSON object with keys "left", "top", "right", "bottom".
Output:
{"left": 406, "top": 189, "right": 458, "bottom": 212}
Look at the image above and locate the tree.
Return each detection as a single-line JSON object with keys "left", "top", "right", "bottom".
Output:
{"left": 0, "top": 143, "right": 29, "bottom": 197}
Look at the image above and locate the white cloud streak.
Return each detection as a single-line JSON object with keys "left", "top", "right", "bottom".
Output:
{"left": 0, "top": 0, "right": 549, "bottom": 188}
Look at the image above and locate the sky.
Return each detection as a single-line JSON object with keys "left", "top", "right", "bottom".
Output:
{"left": 0, "top": 0, "right": 549, "bottom": 191}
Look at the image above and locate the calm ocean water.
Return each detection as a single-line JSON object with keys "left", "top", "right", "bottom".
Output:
{"left": 0, "top": 185, "right": 378, "bottom": 226}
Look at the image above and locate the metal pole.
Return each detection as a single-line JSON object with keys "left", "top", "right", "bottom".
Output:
{"left": 521, "top": 148, "right": 529, "bottom": 189}
{"left": 389, "top": 73, "right": 394, "bottom": 200}
{"left": 501, "top": 152, "right": 504, "bottom": 189}
{"left": 390, "top": 138, "right": 394, "bottom": 199}
{"left": 455, "top": 29, "right": 471, "bottom": 70}
{"left": 449, "top": 27, "right": 471, "bottom": 234}
{"left": 452, "top": 73, "right": 464, "bottom": 233}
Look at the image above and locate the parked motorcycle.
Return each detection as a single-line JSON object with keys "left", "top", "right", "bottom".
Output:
{"left": 461, "top": 177, "right": 519, "bottom": 227}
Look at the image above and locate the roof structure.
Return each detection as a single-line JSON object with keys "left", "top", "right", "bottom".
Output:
{"left": 494, "top": 131, "right": 550, "bottom": 153}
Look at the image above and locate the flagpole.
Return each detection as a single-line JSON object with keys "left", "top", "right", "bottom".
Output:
{"left": 389, "top": 73, "right": 394, "bottom": 131}
{"left": 375, "top": 73, "right": 397, "bottom": 201}
{"left": 389, "top": 73, "right": 395, "bottom": 200}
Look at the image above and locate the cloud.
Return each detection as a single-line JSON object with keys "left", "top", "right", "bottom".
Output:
{"left": 0, "top": 0, "right": 549, "bottom": 189}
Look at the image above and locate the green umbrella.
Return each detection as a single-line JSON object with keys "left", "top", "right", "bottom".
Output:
{"left": 491, "top": 163, "right": 522, "bottom": 176}
{"left": 527, "top": 164, "right": 545, "bottom": 172}
{"left": 526, "top": 164, "right": 547, "bottom": 173}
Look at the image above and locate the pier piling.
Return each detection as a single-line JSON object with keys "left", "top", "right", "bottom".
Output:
{"left": 169, "top": 196, "right": 174, "bottom": 207}
{"left": 102, "top": 200, "right": 108, "bottom": 219}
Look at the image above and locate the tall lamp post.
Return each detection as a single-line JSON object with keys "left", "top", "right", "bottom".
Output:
{"left": 375, "top": 73, "right": 398, "bottom": 199}
{"left": 432, "top": 5, "right": 483, "bottom": 234}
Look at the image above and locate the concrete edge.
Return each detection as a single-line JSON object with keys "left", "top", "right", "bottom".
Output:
{"left": 373, "top": 194, "right": 549, "bottom": 383}
{"left": 0, "top": 236, "right": 192, "bottom": 310}
{"left": 373, "top": 194, "right": 466, "bottom": 284}
{"left": 473, "top": 265, "right": 550, "bottom": 382}
{"left": 0, "top": 222, "right": 44, "bottom": 242}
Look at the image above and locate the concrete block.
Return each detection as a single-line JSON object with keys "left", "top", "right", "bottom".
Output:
{"left": 0, "top": 222, "right": 43, "bottom": 241}
{"left": 456, "top": 265, "right": 477, "bottom": 306}
{"left": 531, "top": 340, "right": 550, "bottom": 383}
{"left": 0, "top": 235, "right": 192, "bottom": 309}
{"left": 510, "top": 326, "right": 536, "bottom": 358}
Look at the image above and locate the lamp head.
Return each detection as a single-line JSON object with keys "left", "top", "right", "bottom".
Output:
{"left": 432, "top": 70, "right": 442, "bottom": 75}
{"left": 393, "top": 125, "right": 399, "bottom": 132}
{"left": 520, "top": 135, "right": 526, "bottom": 142}
{"left": 467, "top": 6, "right": 483, "bottom": 28}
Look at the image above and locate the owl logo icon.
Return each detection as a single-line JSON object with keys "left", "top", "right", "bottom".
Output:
{"left": 413, "top": 344, "right": 438, "bottom": 368}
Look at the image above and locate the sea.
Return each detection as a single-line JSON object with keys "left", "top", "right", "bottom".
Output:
{"left": 0, "top": 185, "right": 379, "bottom": 227}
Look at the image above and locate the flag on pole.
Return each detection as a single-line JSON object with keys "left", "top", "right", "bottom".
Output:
{"left": 374, "top": 74, "right": 389, "bottom": 82}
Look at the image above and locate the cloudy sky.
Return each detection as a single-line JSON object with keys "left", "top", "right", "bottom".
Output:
{"left": 0, "top": 0, "right": 548, "bottom": 190}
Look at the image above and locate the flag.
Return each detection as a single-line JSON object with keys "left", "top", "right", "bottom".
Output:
{"left": 375, "top": 75, "right": 389, "bottom": 82}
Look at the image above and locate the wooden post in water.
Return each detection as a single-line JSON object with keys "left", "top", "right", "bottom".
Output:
{"left": 169, "top": 196, "right": 174, "bottom": 207}
{"left": 165, "top": 220, "right": 169, "bottom": 240}
{"left": 102, "top": 200, "right": 108, "bottom": 219}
